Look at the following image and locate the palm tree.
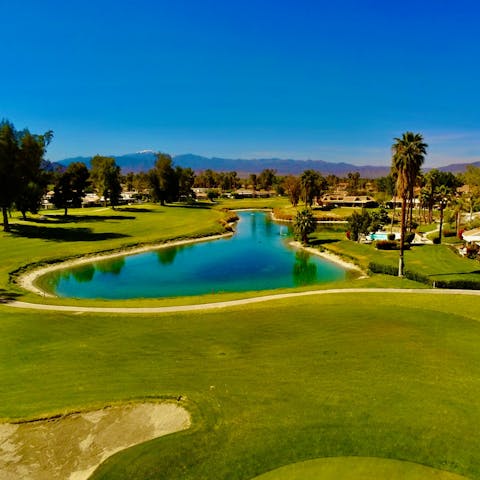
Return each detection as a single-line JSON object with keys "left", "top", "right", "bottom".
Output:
{"left": 391, "top": 132, "right": 428, "bottom": 277}
{"left": 293, "top": 208, "right": 316, "bottom": 245}
{"left": 300, "top": 170, "right": 320, "bottom": 207}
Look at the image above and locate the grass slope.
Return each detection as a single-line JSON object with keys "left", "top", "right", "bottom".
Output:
{"left": 1, "top": 292, "right": 480, "bottom": 479}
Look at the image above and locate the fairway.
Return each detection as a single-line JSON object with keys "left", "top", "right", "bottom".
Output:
{"left": 1, "top": 291, "right": 480, "bottom": 479}
{"left": 1, "top": 203, "right": 480, "bottom": 479}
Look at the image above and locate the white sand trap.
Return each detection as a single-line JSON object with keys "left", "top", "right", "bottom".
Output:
{"left": 0, "top": 402, "right": 190, "bottom": 480}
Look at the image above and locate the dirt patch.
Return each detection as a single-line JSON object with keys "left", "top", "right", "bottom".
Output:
{"left": 0, "top": 402, "right": 190, "bottom": 480}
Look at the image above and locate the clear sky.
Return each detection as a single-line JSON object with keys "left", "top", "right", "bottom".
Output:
{"left": 2, "top": 0, "right": 480, "bottom": 167}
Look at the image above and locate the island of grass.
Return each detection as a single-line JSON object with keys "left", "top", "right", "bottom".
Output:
{"left": 1, "top": 199, "right": 480, "bottom": 479}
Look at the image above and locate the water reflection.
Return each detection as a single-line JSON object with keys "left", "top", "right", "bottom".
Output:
{"left": 95, "top": 257, "right": 125, "bottom": 275}
{"left": 157, "top": 247, "right": 178, "bottom": 265}
{"left": 71, "top": 264, "right": 95, "bottom": 283}
{"left": 292, "top": 251, "right": 318, "bottom": 286}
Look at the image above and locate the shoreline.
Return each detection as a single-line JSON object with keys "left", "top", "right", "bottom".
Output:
{"left": 289, "top": 240, "right": 366, "bottom": 275}
{"left": 16, "top": 233, "right": 233, "bottom": 297}
{"left": 15, "top": 212, "right": 364, "bottom": 300}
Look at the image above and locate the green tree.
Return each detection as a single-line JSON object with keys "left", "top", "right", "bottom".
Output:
{"left": 148, "top": 153, "right": 178, "bottom": 205}
{"left": 293, "top": 208, "right": 316, "bottom": 244}
{"left": 347, "top": 211, "right": 373, "bottom": 242}
{"left": 0, "top": 121, "right": 53, "bottom": 231}
{"left": 461, "top": 165, "right": 480, "bottom": 221}
{"left": 257, "top": 168, "right": 277, "bottom": 191}
{"left": 283, "top": 175, "right": 301, "bottom": 207}
{"left": 391, "top": 132, "right": 427, "bottom": 277}
{"left": 53, "top": 162, "right": 90, "bottom": 215}
{"left": 176, "top": 166, "right": 195, "bottom": 200}
{"left": 249, "top": 173, "right": 257, "bottom": 196}
{"left": 346, "top": 171, "right": 361, "bottom": 195}
{"left": 300, "top": 170, "right": 327, "bottom": 207}
{"left": 90, "top": 155, "right": 122, "bottom": 208}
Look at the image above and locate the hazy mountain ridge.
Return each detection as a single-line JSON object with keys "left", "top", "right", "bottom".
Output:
{"left": 55, "top": 152, "right": 479, "bottom": 177}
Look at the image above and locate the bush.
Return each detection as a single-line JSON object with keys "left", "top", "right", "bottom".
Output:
{"left": 375, "top": 240, "right": 398, "bottom": 250}
{"left": 442, "top": 229, "right": 456, "bottom": 237}
{"left": 387, "top": 233, "right": 396, "bottom": 241}
{"left": 405, "top": 232, "right": 415, "bottom": 243}
{"left": 433, "top": 279, "right": 480, "bottom": 289}
{"left": 368, "top": 262, "right": 397, "bottom": 276}
{"left": 466, "top": 243, "right": 479, "bottom": 259}
{"left": 432, "top": 236, "right": 441, "bottom": 244}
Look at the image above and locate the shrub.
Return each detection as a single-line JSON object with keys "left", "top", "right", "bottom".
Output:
{"left": 405, "top": 232, "right": 415, "bottom": 243}
{"left": 442, "top": 229, "right": 456, "bottom": 237}
{"left": 432, "top": 236, "right": 441, "bottom": 244}
{"left": 433, "top": 279, "right": 480, "bottom": 289}
{"left": 387, "top": 233, "right": 396, "bottom": 241}
{"left": 466, "top": 243, "right": 479, "bottom": 259}
{"left": 375, "top": 240, "right": 398, "bottom": 250}
{"left": 368, "top": 262, "right": 397, "bottom": 276}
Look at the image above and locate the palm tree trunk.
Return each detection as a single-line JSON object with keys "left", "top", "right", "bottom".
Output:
{"left": 398, "top": 198, "right": 406, "bottom": 277}
{"left": 390, "top": 195, "right": 397, "bottom": 233}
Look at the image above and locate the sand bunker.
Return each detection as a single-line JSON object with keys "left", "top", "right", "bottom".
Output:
{"left": 0, "top": 402, "right": 190, "bottom": 480}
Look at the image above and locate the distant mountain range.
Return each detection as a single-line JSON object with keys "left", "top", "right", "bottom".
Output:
{"left": 55, "top": 151, "right": 480, "bottom": 178}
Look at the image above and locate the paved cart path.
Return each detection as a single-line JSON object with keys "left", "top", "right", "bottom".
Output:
{"left": 4, "top": 288, "right": 480, "bottom": 313}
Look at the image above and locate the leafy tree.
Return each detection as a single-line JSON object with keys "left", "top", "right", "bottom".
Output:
{"left": 123, "top": 171, "right": 135, "bottom": 191}
{"left": 53, "top": 162, "right": 90, "bottom": 215}
{"left": 0, "top": 121, "right": 53, "bottom": 230}
{"left": 293, "top": 208, "right": 316, "bottom": 244}
{"left": 461, "top": 165, "right": 480, "bottom": 221}
{"left": 257, "top": 168, "right": 277, "bottom": 191}
{"left": 347, "top": 211, "right": 373, "bottom": 242}
{"left": 176, "top": 166, "right": 195, "bottom": 200}
{"left": 300, "top": 170, "right": 327, "bottom": 206}
{"left": 148, "top": 153, "right": 178, "bottom": 205}
{"left": 422, "top": 169, "right": 461, "bottom": 225}
{"left": 15, "top": 131, "right": 53, "bottom": 219}
{"left": 219, "top": 171, "right": 239, "bottom": 191}
{"left": 283, "top": 175, "right": 301, "bottom": 207}
{"left": 391, "top": 132, "right": 427, "bottom": 277}
{"left": 90, "top": 155, "right": 122, "bottom": 208}
{"left": 195, "top": 169, "right": 218, "bottom": 188}
{"left": 249, "top": 173, "right": 257, "bottom": 196}
{"left": 346, "top": 171, "right": 361, "bottom": 195}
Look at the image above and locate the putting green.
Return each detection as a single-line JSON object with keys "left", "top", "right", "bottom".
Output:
{"left": 251, "top": 457, "right": 468, "bottom": 479}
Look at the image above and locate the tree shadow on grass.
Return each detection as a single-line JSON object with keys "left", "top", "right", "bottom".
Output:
{"left": 10, "top": 224, "right": 131, "bottom": 242}
{"left": 309, "top": 238, "right": 340, "bottom": 246}
{"left": 115, "top": 207, "right": 154, "bottom": 213}
{"left": 0, "top": 289, "right": 22, "bottom": 303}
{"left": 25, "top": 214, "right": 136, "bottom": 224}
{"left": 428, "top": 270, "right": 480, "bottom": 277}
{"left": 167, "top": 203, "right": 214, "bottom": 210}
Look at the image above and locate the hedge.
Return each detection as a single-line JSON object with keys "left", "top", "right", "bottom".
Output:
{"left": 368, "top": 261, "right": 480, "bottom": 290}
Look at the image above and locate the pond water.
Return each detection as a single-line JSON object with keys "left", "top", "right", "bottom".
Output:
{"left": 44, "top": 211, "right": 350, "bottom": 299}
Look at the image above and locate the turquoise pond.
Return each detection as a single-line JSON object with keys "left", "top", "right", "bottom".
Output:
{"left": 44, "top": 211, "right": 350, "bottom": 299}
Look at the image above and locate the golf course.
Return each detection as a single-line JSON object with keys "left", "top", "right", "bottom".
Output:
{"left": 1, "top": 202, "right": 480, "bottom": 479}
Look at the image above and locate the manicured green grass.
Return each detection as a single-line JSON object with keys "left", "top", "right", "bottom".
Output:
{"left": 319, "top": 237, "right": 480, "bottom": 284}
{"left": 252, "top": 457, "right": 468, "bottom": 479}
{"left": 1, "top": 292, "right": 480, "bottom": 479}
{"left": 2, "top": 203, "right": 480, "bottom": 479}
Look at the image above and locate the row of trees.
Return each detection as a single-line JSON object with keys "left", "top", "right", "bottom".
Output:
{"left": 0, "top": 121, "right": 53, "bottom": 231}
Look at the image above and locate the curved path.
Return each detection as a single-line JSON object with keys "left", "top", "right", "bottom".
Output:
{"left": 5, "top": 287, "right": 480, "bottom": 313}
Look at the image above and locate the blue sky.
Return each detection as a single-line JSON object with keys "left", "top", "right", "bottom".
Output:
{"left": 2, "top": 0, "right": 480, "bottom": 167}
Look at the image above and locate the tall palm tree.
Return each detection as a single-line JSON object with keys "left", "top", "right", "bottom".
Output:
{"left": 391, "top": 132, "right": 428, "bottom": 277}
